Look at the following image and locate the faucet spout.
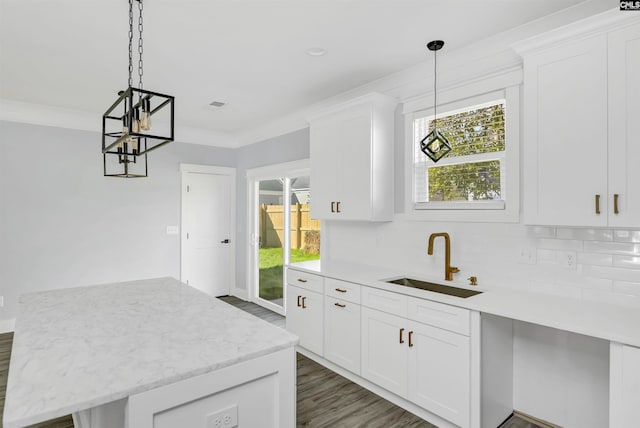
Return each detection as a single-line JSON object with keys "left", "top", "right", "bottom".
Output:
{"left": 428, "top": 232, "right": 459, "bottom": 281}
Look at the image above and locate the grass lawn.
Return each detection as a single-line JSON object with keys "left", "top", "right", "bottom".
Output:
{"left": 259, "top": 247, "right": 320, "bottom": 301}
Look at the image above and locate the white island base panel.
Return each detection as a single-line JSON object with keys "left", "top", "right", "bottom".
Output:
{"left": 72, "top": 347, "right": 295, "bottom": 428}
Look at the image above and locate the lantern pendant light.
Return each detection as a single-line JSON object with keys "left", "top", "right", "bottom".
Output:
{"left": 101, "top": 0, "right": 175, "bottom": 178}
{"left": 420, "top": 40, "right": 451, "bottom": 163}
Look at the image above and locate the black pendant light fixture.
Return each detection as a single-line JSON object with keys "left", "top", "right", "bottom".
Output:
{"left": 101, "top": 0, "right": 175, "bottom": 178}
{"left": 420, "top": 40, "right": 451, "bottom": 163}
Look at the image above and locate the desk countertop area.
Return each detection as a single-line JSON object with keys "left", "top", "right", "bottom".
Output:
{"left": 289, "top": 260, "right": 640, "bottom": 348}
{"left": 2, "top": 277, "right": 298, "bottom": 428}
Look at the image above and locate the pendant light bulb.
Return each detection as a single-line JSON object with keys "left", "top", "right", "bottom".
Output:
{"left": 140, "top": 98, "right": 151, "bottom": 131}
{"left": 132, "top": 107, "right": 140, "bottom": 134}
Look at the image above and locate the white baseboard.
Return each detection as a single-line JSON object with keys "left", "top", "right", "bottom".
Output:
{"left": 0, "top": 318, "right": 16, "bottom": 333}
{"left": 230, "top": 287, "right": 248, "bottom": 301}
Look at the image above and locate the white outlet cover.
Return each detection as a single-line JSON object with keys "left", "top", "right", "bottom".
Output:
{"left": 166, "top": 226, "right": 179, "bottom": 235}
{"left": 560, "top": 251, "right": 577, "bottom": 269}
{"left": 206, "top": 404, "right": 238, "bottom": 428}
{"left": 518, "top": 247, "right": 537, "bottom": 265}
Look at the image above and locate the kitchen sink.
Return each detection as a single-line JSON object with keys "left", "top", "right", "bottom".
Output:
{"left": 385, "top": 277, "right": 483, "bottom": 298}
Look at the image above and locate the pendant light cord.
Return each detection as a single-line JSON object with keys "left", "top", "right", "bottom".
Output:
{"left": 433, "top": 47, "right": 437, "bottom": 129}
{"left": 128, "top": 0, "right": 133, "bottom": 89}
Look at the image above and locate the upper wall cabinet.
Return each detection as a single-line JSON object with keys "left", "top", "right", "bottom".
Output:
{"left": 309, "top": 93, "right": 396, "bottom": 221}
{"left": 517, "top": 16, "right": 640, "bottom": 227}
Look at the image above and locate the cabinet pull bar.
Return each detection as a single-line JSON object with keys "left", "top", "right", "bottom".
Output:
{"left": 614, "top": 194, "right": 619, "bottom": 215}
{"left": 595, "top": 194, "right": 601, "bottom": 215}
{"left": 297, "top": 278, "right": 307, "bottom": 283}
{"left": 334, "top": 302, "right": 346, "bottom": 308}
{"left": 336, "top": 201, "right": 341, "bottom": 213}
{"left": 301, "top": 297, "right": 307, "bottom": 309}
{"left": 335, "top": 288, "right": 347, "bottom": 293}
{"left": 399, "top": 328, "right": 405, "bottom": 344}
{"left": 297, "top": 295, "right": 301, "bottom": 307}
{"left": 408, "top": 331, "right": 414, "bottom": 348}
{"left": 331, "top": 202, "right": 335, "bottom": 213}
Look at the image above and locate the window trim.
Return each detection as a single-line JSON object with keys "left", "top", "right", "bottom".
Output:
{"left": 404, "top": 85, "right": 520, "bottom": 223}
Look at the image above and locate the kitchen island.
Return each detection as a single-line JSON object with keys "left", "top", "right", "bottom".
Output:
{"left": 2, "top": 277, "right": 298, "bottom": 428}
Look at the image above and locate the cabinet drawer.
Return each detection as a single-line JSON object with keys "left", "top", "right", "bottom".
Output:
{"left": 361, "top": 287, "right": 407, "bottom": 317}
{"left": 325, "top": 278, "right": 361, "bottom": 304}
{"left": 287, "top": 269, "right": 324, "bottom": 294}
{"left": 407, "top": 296, "right": 470, "bottom": 336}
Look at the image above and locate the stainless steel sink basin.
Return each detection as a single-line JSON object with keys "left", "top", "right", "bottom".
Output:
{"left": 385, "top": 277, "right": 482, "bottom": 298}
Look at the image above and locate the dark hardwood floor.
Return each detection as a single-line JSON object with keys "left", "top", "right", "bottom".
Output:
{"left": 0, "top": 296, "right": 542, "bottom": 428}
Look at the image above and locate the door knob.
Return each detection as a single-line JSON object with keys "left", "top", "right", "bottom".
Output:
{"left": 221, "top": 239, "right": 230, "bottom": 243}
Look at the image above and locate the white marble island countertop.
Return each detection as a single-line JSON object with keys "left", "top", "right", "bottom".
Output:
{"left": 2, "top": 277, "right": 298, "bottom": 428}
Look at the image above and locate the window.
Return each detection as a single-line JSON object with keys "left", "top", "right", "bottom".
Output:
{"left": 406, "top": 86, "right": 520, "bottom": 221}
{"left": 414, "top": 98, "right": 506, "bottom": 209}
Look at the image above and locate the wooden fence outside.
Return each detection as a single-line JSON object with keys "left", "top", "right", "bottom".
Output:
{"left": 260, "top": 204, "right": 320, "bottom": 252}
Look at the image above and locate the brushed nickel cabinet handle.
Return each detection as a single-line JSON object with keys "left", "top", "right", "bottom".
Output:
{"left": 399, "top": 328, "right": 405, "bottom": 344}
{"left": 331, "top": 202, "right": 335, "bottom": 213}
{"left": 595, "top": 194, "right": 601, "bottom": 214}
{"left": 408, "top": 331, "right": 414, "bottom": 348}
{"left": 334, "top": 302, "right": 346, "bottom": 308}
{"left": 301, "top": 297, "right": 307, "bottom": 309}
{"left": 335, "top": 288, "right": 347, "bottom": 293}
{"left": 297, "top": 295, "right": 301, "bottom": 307}
{"left": 614, "top": 194, "right": 619, "bottom": 215}
{"left": 336, "top": 201, "right": 341, "bottom": 213}
{"left": 297, "top": 278, "right": 307, "bottom": 283}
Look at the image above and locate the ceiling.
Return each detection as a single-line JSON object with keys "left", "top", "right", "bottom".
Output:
{"left": 0, "top": 0, "right": 591, "bottom": 147}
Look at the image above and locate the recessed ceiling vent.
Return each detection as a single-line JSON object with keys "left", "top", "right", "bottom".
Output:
{"left": 209, "top": 101, "right": 226, "bottom": 107}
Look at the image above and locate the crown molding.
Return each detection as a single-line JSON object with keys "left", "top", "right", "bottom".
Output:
{"left": 0, "top": 99, "right": 237, "bottom": 148}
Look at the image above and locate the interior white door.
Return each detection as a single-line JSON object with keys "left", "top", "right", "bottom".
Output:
{"left": 182, "top": 172, "right": 232, "bottom": 296}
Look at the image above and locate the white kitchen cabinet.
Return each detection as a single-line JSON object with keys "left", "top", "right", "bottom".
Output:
{"left": 608, "top": 23, "right": 640, "bottom": 228}
{"left": 286, "top": 284, "right": 323, "bottom": 355}
{"left": 519, "top": 19, "right": 640, "bottom": 226}
{"left": 610, "top": 343, "right": 640, "bottom": 428}
{"left": 309, "top": 92, "right": 396, "bottom": 221}
{"left": 361, "top": 306, "right": 408, "bottom": 397}
{"left": 407, "top": 320, "right": 470, "bottom": 427}
{"left": 324, "top": 297, "right": 361, "bottom": 374}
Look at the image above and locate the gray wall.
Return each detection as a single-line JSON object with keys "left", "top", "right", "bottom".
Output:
{"left": 0, "top": 120, "right": 235, "bottom": 320}
{"left": 234, "top": 128, "right": 310, "bottom": 292}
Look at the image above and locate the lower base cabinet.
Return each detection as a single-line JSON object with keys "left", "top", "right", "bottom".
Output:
{"left": 324, "top": 297, "right": 361, "bottom": 374}
{"left": 286, "top": 284, "right": 323, "bottom": 356}
{"left": 610, "top": 343, "right": 640, "bottom": 428}
{"left": 361, "top": 307, "right": 470, "bottom": 427}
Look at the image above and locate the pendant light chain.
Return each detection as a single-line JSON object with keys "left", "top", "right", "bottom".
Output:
{"left": 137, "top": 0, "right": 144, "bottom": 92}
{"left": 128, "top": 0, "right": 134, "bottom": 89}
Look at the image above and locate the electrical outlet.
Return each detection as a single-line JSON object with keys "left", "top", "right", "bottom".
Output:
{"left": 166, "top": 226, "right": 179, "bottom": 235}
{"left": 560, "top": 251, "right": 577, "bottom": 269}
{"left": 518, "top": 247, "right": 537, "bottom": 265}
{"left": 206, "top": 404, "right": 238, "bottom": 428}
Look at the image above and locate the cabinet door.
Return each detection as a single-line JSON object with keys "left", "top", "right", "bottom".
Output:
{"left": 608, "top": 23, "right": 640, "bottom": 228}
{"left": 610, "top": 343, "right": 640, "bottom": 428}
{"left": 361, "top": 307, "right": 407, "bottom": 397}
{"left": 523, "top": 34, "right": 608, "bottom": 226}
{"left": 324, "top": 298, "right": 361, "bottom": 374}
{"left": 286, "top": 285, "right": 323, "bottom": 355}
{"left": 407, "top": 320, "right": 470, "bottom": 427}
{"left": 310, "top": 121, "right": 339, "bottom": 220}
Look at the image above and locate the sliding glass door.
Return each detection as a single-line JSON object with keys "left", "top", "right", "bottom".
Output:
{"left": 249, "top": 164, "right": 320, "bottom": 315}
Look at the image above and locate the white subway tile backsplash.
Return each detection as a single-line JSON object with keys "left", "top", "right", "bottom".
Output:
{"left": 613, "top": 281, "right": 640, "bottom": 297}
{"left": 582, "top": 265, "right": 640, "bottom": 283}
{"left": 613, "top": 230, "right": 640, "bottom": 243}
{"left": 578, "top": 253, "right": 613, "bottom": 267}
{"left": 527, "top": 226, "right": 556, "bottom": 239}
{"left": 583, "top": 241, "right": 640, "bottom": 255}
{"left": 613, "top": 256, "right": 640, "bottom": 269}
{"left": 537, "top": 238, "right": 583, "bottom": 251}
{"left": 537, "top": 249, "right": 558, "bottom": 263}
{"left": 556, "top": 228, "right": 613, "bottom": 241}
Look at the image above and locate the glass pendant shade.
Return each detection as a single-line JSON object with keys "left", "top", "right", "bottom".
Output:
{"left": 420, "top": 127, "right": 452, "bottom": 162}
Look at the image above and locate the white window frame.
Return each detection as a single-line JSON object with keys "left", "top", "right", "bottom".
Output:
{"left": 404, "top": 82, "right": 520, "bottom": 223}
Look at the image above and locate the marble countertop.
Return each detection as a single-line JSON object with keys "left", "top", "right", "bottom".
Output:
{"left": 290, "top": 260, "right": 640, "bottom": 348}
{"left": 2, "top": 277, "right": 298, "bottom": 428}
